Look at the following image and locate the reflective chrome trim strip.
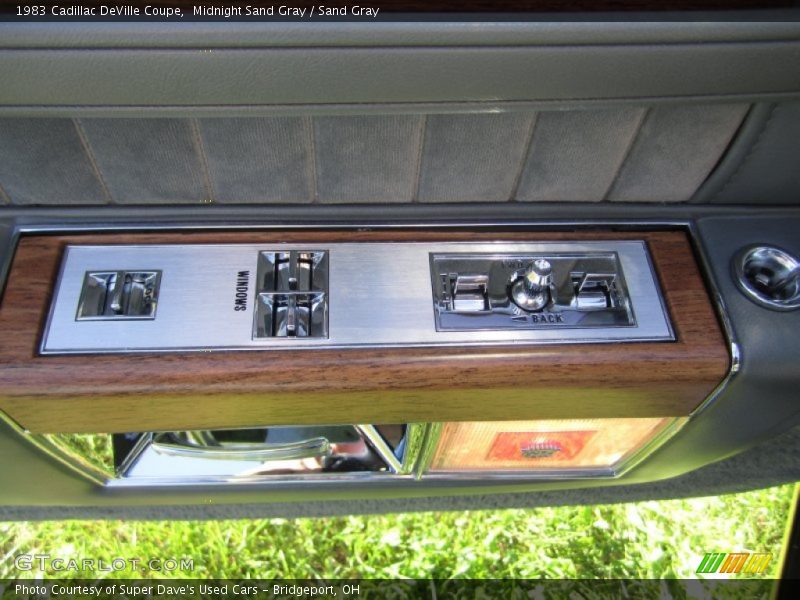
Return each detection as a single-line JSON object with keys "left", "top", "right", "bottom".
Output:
{"left": 400, "top": 423, "right": 429, "bottom": 476}
{"left": 413, "top": 423, "right": 443, "bottom": 480}
{"left": 14, "top": 219, "right": 694, "bottom": 234}
{"left": 115, "top": 432, "right": 153, "bottom": 478}
{"left": 357, "top": 424, "right": 403, "bottom": 474}
{"left": 0, "top": 410, "right": 110, "bottom": 486}
{"left": 609, "top": 417, "right": 688, "bottom": 477}
{"left": 106, "top": 470, "right": 414, "bottom": 489}
{"left": 423, "top": 468, "right": 619, "bottom": 481}
{"left": 686, "top": 220, "right": 741, "bottom": 418}
{"left": 150, "top": 435, "right": 332, "bottom": 462}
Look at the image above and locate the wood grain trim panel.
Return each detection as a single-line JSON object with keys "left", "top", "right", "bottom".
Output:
{"left": 0, "top": 230, "right": 729, "bottom": 433}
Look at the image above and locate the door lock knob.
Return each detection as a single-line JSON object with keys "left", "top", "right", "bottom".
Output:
{"left": 511, "top": 259, "right": 553, "bottom": 311}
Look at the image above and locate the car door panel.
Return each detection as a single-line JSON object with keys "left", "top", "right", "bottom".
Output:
{"left": 0, "top": 17, "right": 799, "bottom": 519}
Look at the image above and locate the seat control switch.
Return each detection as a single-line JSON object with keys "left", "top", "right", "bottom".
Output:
{"left": 445, "top": 273, "right": 489, "bottom": 312}
{"left": 510, "top": 259, "right": 553, "bottom": 312}
{"left": 431, "top": 251, "right": 638, "bottom": 332}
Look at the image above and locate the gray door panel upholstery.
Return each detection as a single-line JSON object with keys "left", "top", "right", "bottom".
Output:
{"left": 0, "top": 104, "right": 749, "bottom": 206}
{"left": 706, "top": 102, "right": 800, "bottom": 205}
{"left": 1, "top": 43, "right": 798, "bottom": 109}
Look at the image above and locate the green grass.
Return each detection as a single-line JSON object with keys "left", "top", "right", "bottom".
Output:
{"left": 0, "top": 483, "right": 795, "bottom": 580}
{"left": 45, "top": 433, "right": 116, "bottom": 474}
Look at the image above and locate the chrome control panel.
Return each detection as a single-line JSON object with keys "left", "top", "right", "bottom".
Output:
{"left": 41, "top": 241, "right": 672, "bottom": 354}
{"left": 431, "top": 252, "right": 635, "bottom": 331}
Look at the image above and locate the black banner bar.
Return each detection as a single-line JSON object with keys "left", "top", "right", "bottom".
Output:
{"left": 0, "top": 579, "right": 791, "bottom": 600}
{"left": 0, "top": 0, "right": 796, "bottom": 22}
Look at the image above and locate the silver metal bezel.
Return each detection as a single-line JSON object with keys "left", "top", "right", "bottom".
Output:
{"left": 40, "top": 240, "right": 673, "bottom": 354}
{"left": 732, "top": 244, "right": 800, "bottom": 312}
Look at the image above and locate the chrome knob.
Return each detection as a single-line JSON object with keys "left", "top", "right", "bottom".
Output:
{"left": 511, "top": 259, "right": 553, "bottom": 311}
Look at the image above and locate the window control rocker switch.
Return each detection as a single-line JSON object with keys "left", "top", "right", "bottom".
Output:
{"left": 76, "top": 270, "right": 161, "bottom": 321}
{"left": 253, "top": 250, "right": 328, "bottom": 339}
{"left": 275, "top": 252, "right": 313, "bottom": 292}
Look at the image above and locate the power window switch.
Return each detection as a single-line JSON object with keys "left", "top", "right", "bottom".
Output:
{"left": 275, "top": 252, "right": 313, "bottom": 291}
{"left": 76, "top": 270, "right": 161, "bottom": 320}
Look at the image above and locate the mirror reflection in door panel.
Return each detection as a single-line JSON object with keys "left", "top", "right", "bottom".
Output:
{"left": 121, "top": 424, "right": 407, "bottom": 481}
